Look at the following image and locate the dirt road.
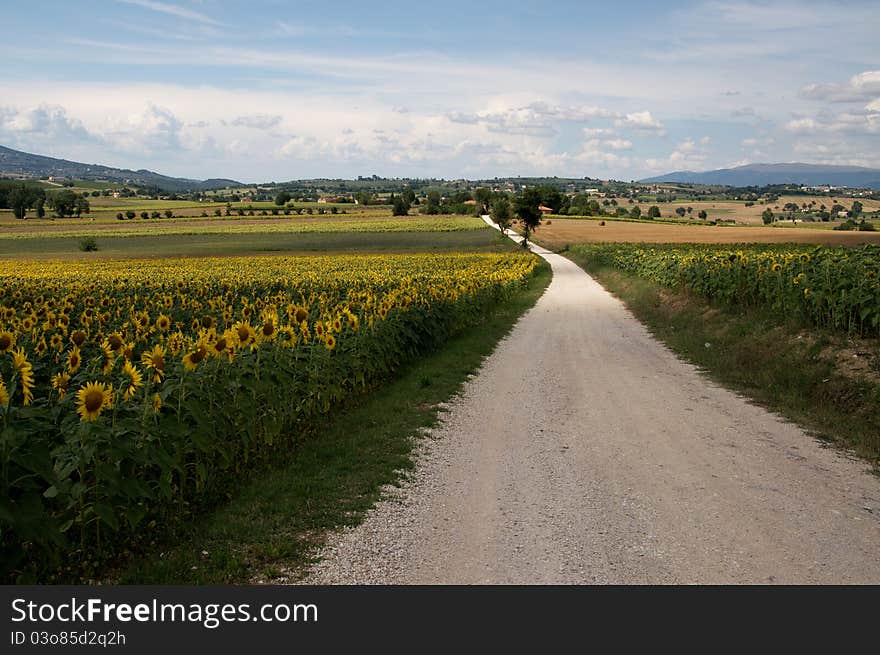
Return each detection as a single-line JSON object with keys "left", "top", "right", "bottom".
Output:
{"left": 304, "top": 228, "right": 880, "bottom": 584}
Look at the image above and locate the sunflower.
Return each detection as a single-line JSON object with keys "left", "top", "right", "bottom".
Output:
{"left": 152, "top": 392, "right": 162, "bottom": 413}
{"left": 210, "top": 332, "right": 235, "bottom": 360}
{"left": 50, "top": 333, "right": 63, "bottom": 350}
{"left": 70, "top": 329, "right": 87, "bottom": 347}
{"left": 259, "top": 311, "right": 278, "bottom": 341}
{"left": 141, "top": 345, "right": 167, "bottom": 382}
{"left": 201, "top": 315, "right": 214, "bottom": 330}
{"left": 155, "top": 314, "right": 171, "bottom": 332}
{"left": 0, "top": 377, "right": 8, "bottom": 406}
{"left": 121, "top": 361, "right": 143, "bottom": 401}
{"left": 66, "top": 345, "right": 82, "bottom": 373}
{"left": 121, "top": 342, "right": 135, "bottom": 361}
{"left": 294, "top": 307, "right": 309, "bottom": 324}
{"left": 35, "top": 338, "right": 48, "bottom": 356}
{"left": 100, "top": 341, "right": 116, "bottom": 375}
{"left": 278, "top": 326, "right": 297, "bottom": 347}
{"left": 75, "top": 381, "right": 113, "bottom": 421}
{"left": 233, "top": 321, "right": 256, "bottom": 348}
{"left": 771, "top": 263, "right": 782, "bottom": 272}
{"left": 182, "top": 342, "right": 209, "bottom": 371}
{"left": 105, "top": 333, "right": 124, "bottom": 353}
{"left": 12, "top": 348, "right": 35, "bottom": 406}
{"left": 325, "top": 334, "right": 336, "bottom": 351}
{"left": 51, "top": 372, "right": 70, "bottom": 399}
{"left": 0, "top": 330, "right": 15, "bottom": 354}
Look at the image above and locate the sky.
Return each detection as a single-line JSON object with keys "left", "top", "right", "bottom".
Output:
{"left": 1, "top": 0, "right": 878, "bottom": 182}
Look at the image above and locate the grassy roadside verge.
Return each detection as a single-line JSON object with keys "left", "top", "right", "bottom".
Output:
{"left": 563, "top": 251, "right": 880, "bottom": 466}
{"left": 116, "top": 258, "right": 551, "bottom": 583}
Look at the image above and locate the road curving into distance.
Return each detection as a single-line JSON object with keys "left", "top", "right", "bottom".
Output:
{"left": 302, "top": 218, "right": 880, "bottom": 584}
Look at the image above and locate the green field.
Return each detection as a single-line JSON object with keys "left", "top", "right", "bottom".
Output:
{"left": 0, "top": 228, "right": 506, "bottom": 259}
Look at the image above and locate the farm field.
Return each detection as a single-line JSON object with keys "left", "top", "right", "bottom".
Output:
{"left": 0, "top": 200, "right": 393, "bottom": 223}
{"left": 0, "top": 216, "right": 493, "bottom": 260}
{"left": 630, "top": 195, "right": 880, "bottom": 224}
{"left": 0, "top": 250, "right": 540, "bottom": 581}
{"left": 529, "top": 217, "right": 880, "bottom": 248}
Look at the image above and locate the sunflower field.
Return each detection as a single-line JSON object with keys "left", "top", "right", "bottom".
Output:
{"left": 0, "top": 252, "right": 538, "bottom": 580}
{"left": 570, "top": 243, "right": 880, "bottom": 337}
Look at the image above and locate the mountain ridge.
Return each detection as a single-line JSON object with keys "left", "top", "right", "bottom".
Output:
{"left": 0, "top": 145, "right": 241, "bottom": 192}
{"left": 641, "top": 162, "right": 880, "bottom": 189}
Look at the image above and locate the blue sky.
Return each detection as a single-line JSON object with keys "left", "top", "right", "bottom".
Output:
{"left": 1, "top": 0, "right": 878, "bottom": 182}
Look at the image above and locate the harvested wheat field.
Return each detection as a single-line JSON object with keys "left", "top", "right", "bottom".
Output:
{"left": 530, "top": 218, "right": 880, "bottom": 248}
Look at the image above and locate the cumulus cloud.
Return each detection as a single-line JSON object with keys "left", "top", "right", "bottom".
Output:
{"left": 0, "top": 104, "right": 96, "bottom": 142}
{"left": 799, "top": 70, "right": 880, "bottom": 102}
{"left": 614, "top": 111, "right": 665, "bottom": 134}
{"left": 644, "top": 138, "right": 710, "bottom": 172}
{"left": 229, "top": 114, "right": 283, "bottom": 130}
{"left": 784, "top": 110, "right": 880, "bottom": 135}
{"left": 448, "top": 102, "right": 622, "bottom": 136}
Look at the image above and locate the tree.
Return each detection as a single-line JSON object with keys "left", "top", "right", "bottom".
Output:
{"left": 514, "top": 188, "right": 543, "bottom": 247}
{"left": 490, "top": 196, "right": 512, "bottom": 234}
{"left": 761, "top": 208, "right": 773, "bottom": 224}
{"left": 274, "top": 191, "right": 291, "bottom": 206}
{"left": 74, "top": 196, "right": 90, "bottom": 217}
{"left": 473, "top": 187, "right": 492, "bottom": 215}
{"left": 675, "top": 207, "right": 686, "bottom": 217}
{"left": 698, "top": 209, "right": 708, "bottom": 220}
{"left": 647, "top": 205, "right": 661, "bottom": 219}
{"left": 48, "top": 190, "right": 79, "bottom": 217}
{"left": 392, "top": 195, "right": 409, "bottom": 216}
{"left": 140, "top": 211, "right": 149, "bottom": 220}
{"left": 356, "top": 192, "right": 372, "bottom": 206}
{"left": 401, "top": 188, "right": 416, "bottom": 207}
{"left": 125, "top": 210, "right": 136, "bottom": 220}
{"left": 164, "top": 209, "right": 174, "bottom": 219}
{"left": 423, "top": 191, "right": 441, "bottom": 215}
{"left": 851, "top": 200, "right": 863, "bottom": 217}
{"left": 630, "top": 206, "right": 642, "bottom": 219}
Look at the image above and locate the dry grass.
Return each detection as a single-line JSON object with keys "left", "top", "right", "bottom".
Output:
{"left": 530, "top": 217, "right": 880, "bottom": 248}
{"left": 635, "top": 195, "right": 880, "bottom": 224}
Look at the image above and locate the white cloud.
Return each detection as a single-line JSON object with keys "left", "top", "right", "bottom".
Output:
{"left": 800, "top": 70, "right": 880, "bottom": 102}
{"left": 117, "top": 0, "right": 221, "bottom": 26}
{"left": 785, "top": 110, "right": 880, "bottom": 135}
{"left": 582, "top": 127, "right": 615, "bottom": 137}
{"left": 614, "top": 111, "right": 665, "bottom": 134}
{"left": 229, "top": 114, "right": 283, "bottom": 130}
{"left": 603, "top": 139, "right": 633, "bottom": 150}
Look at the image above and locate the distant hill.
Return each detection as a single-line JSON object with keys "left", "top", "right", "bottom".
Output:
{"left": 0, "top": 145, "right": 241, "bottom": 192}
{"left": 641, "top": 163, "right": 880, "bottom": 189}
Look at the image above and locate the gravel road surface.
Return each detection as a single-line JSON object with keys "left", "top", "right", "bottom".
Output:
{"left": 303, "top": 229, "right": 880, "bottom": 584}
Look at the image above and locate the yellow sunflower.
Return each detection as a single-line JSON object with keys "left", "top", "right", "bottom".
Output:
{"left": 51, "top": 372, "right": 70, "bottom": 399}
{"left": 182, "top": 342, "right": 209, "bottom": 371}
{"left": 70, "top": 329, "right": 87, "bottom": 347}
{"left": 12, "top": 348, "right": 35, "bottom": 406}
{"left": 141, "top": 344, "right": 167, "bottom": 382}
{"left": 233, "top": 321, "right": 256, "bottom": 348}
{"left": 67, "top": 345, "right": 82, "bottom": 373}
{"left": 0, "top": 330, "right": 15, "bottom": 354}
{"left": 121, "top": 361, "right": 143, "bottom": 401}
{"left": 325, "top": 334, "right": 336, "bottom": 351}
{"left": 155, "top": 314, "right": 171, "bottom": 332}
{"left": 259, "top": 310, "right": 278, "bottom": 341}
{"left": 76, "top": 381, "right": 113, "bottom": 421}
{"left": 0, "top": 375, "right": 9, "bottom": 406}
{"left": 152, "top": 392, "right": 162, "bottom": 413}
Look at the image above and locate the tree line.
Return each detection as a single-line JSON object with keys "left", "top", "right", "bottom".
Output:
{"left": 0, "top": 181, "right": 91, "bottom": 219}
